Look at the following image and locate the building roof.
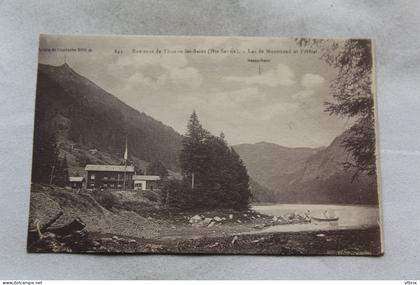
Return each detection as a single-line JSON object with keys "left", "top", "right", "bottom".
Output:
{"left": 133, "top": 175, "right": 160, "bottom": 181}
{"left": 85, "top": 164, "right": 135, "bottom": 172}
{"left": 69, "top": 176, "right": 85, "bottom": 182}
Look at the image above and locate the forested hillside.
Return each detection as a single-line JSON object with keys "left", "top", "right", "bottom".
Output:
{"left": 234, "top": 131, "right": 379, "bottom": 205}
{"left": 34, "top": 63, "right": 183, "bottom": 171}
{"left": 233, "top": 142, "right": 318, "bottom": 191}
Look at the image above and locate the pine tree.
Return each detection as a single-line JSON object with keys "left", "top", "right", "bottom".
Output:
{"left": 169, "top": 111, "right": 252, "bottom": 210}
{"left": 54, "top": 155, "right": 68, "bottom": 187}
{"left": 31, "top": 128, "right": 60, "bottom": 184}
{"left": 297, "top": 38, "right": 376, "bottom": 178}
{"left": 180, "top": 111, "right": 210, "bottom": 189}
{"left": 199, "top": 135, "right": 251, "bottom": 210}
{"left": 229, "top": 148, "right": 251, "bottom": 210}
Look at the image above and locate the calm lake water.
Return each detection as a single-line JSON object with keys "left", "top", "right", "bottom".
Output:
{"left": 252, "top": 204, "right": 381, "bottom": 233}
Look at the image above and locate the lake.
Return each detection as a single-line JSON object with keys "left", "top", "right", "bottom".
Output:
{"left": 251, "top": 204, "right": 382, "bottom": 233}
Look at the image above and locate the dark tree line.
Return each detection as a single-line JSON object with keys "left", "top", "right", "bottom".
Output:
{"left": 161, "top": 111, "right": 251, "bottom": 211}
{"left": 297, "top": 38, "right": 377, "bottom": 179}
{"left": 31, "top": 127, "right": 68, "bottom": 187}
{"left": 146, "top": 160, "right": 169, "bottom": 178}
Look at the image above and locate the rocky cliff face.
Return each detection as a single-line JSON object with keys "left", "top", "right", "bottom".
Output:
{"left": 299, "top": 134, "right": 350, "bottom": 183}
{"left": 234, "top": 132, "right": 379, "bottom": 205}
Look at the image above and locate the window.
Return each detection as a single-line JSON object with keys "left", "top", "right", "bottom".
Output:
{"left": 90, "top": 174, "right": 95, "bottom": 180}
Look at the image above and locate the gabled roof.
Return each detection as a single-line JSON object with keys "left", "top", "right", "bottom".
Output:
{"left": 133, "top": 175, "right": 160, "bottom": 181}
{"left": 85, "top": 164, "right": 135, "bottom": 172}
{"left": 69, "top": 176, "right": 85, "bottom": 182}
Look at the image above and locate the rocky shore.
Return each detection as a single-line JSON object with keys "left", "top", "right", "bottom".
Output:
{"left": 28, "top": 184, "right": 382, "bottom": 255}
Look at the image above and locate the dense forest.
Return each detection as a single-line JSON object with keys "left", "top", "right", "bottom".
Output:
{"left": 160, "top": 111, "right": 251, "bottom": 210}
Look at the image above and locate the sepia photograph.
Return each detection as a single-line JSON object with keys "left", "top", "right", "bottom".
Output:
{"left": 27, "top": 34, "right": 382, "bottom": 255}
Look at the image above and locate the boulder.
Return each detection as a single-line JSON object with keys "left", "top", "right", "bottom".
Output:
{"left": 207, "top": 222, "right": 215, "bottom": 228}
{"left": 213, "top": 216, "right": 222, "bottom": 222}
{"left": 189, "top": 214, "right": 202, "bottom": 224}
{"left": 202, "top": 217, "right": 212, "bottom": 226}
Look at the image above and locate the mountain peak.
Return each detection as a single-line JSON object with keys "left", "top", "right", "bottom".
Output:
{"left": 39, "top": 62, "right": 74, "bottom": 72}
{"left": 61, "top": 62, "right": 71, "bottom": 69}
{"left": 59, "top": 62, "right": 78, "bottom": 75}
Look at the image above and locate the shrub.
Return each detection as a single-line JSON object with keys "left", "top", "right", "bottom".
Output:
{"left": 141, "top": 190, "right": 159, "bottom": 203}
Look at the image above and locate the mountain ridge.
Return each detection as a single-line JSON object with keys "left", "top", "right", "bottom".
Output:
{"left": 232, "top": 142, "right": 320, "bottom": 191}
{"left": 234, "top": 131, "right": 379, "bottom": 204}
{"left": 35, "top": 63, "right": 183, "bottom": 171}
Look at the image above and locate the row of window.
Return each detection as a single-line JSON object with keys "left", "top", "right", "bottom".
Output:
{"left": 89, "top": 174, "right": 132, "bottom": 180}
{"left": 88, "top": 183, "right": 128, "bottom": 188}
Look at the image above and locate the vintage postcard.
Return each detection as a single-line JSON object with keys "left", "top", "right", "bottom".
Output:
{"left": 27, "top": 34, "right": 382, "bottom": 255}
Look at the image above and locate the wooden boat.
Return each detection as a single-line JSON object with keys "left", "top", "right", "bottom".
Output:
{"left": 311, "top": 216, "right": 339, "bottom": 222}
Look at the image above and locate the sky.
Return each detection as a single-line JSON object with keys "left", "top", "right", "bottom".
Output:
{"left": 38, "top": 35, "right": 350, "bottom": 148}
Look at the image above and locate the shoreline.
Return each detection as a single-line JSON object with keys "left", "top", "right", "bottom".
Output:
{"left": 28, "top": 184, "right": 382, "bottom": 255}
{"left": 84, "top": 225, "right": 382, "bottom": 255}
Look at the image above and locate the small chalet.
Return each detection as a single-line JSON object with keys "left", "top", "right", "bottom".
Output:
{"left": 85, "top": 164, "right": 135, "bottom": 190}
{"left": 69, "top": 176, "right": 85, "bottom": 189}
{"left": 133, "top": 175, "right": 161, "bottom": 191}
